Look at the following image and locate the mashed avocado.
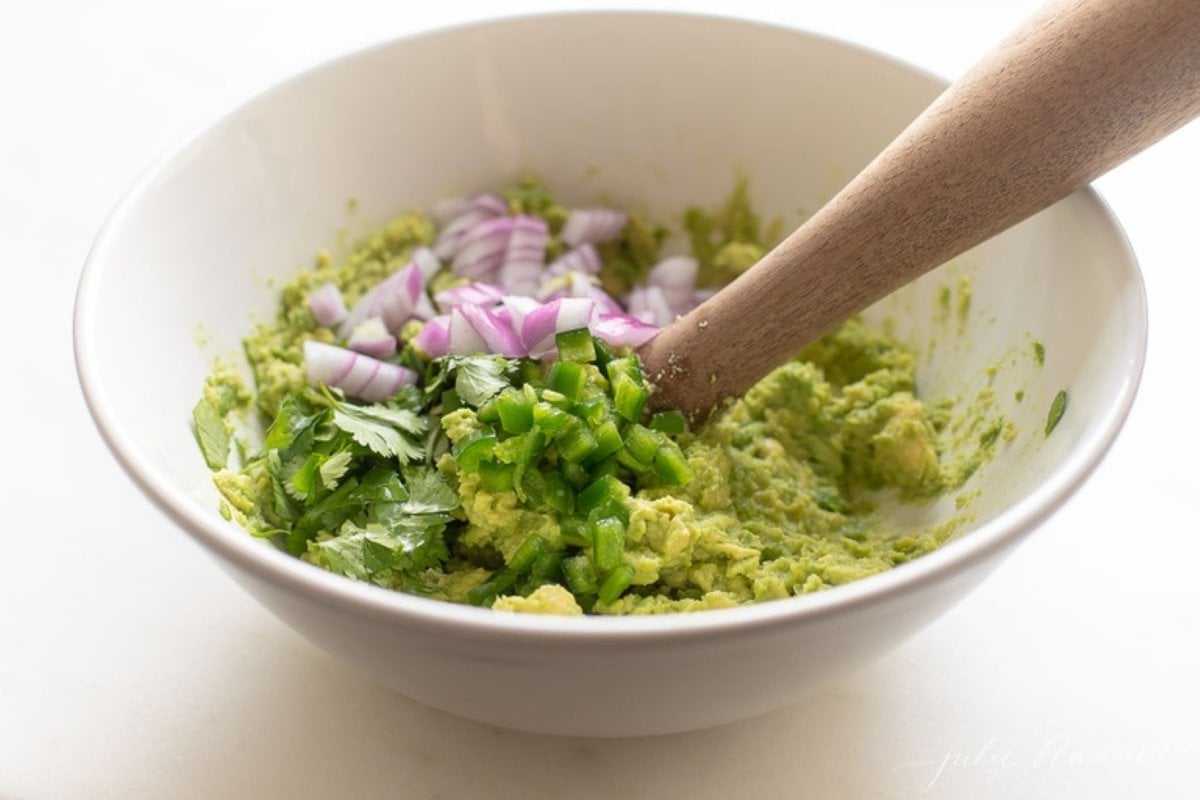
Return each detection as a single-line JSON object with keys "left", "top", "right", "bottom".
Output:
{"left": 434, "top": 319, "right": 963, "bottom": 614}
{"left": 199, "top": 179, "right": 1000, "bottom": 615}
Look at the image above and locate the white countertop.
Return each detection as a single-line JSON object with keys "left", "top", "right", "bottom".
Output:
{"left": 3, "top": 1, "right": 1197, "bottom": 797}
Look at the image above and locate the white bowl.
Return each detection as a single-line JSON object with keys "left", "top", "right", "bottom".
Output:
{"left": 74, "top": 12, "right": 1146, "bottom": 736}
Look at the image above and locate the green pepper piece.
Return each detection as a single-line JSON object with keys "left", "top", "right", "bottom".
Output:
{"left": 453, "top": 430, "right": 497, "bottom": 472}
{"left": 592, "top": 337, "right": 616, "bottom": 371}
{"left": 542, "top": 470, "right": 576, "bottom": 515}
{"left": 520, "top": 468, "right": 547, "bottom": 506}
{"left": 615, "top": 445, "right": 651, "bottom": 474}
{"left": 466, "top": 569, "right": 515, "bottom": 607}
{"left": 624, "top": 424, "right": 664, "bottom": 464}
{"left": 511, "top": 429, "right": 546, "bottom": 499}
{"left": 528, "top": 550, "right": 566, "bottom": 582}
{"left": 584, "top": 419, "right": 624, "bottom": 465}
{"left": 478, "top": 460, "right": 515, "bottom": 492}
{"left": 578, "top": 474, "right": 629, "bottom": 515}
{"left": 467, "top": 534, "right": 550, "bottom": 605}
{"left": 540, "top": 388, "right": 573, "bottom": 410}
{"left": 547, "top": 360, "right": 587, "bottom": 400}
{"left": 591, "top": 516, "right": 625, "bottom": 573}
{"left": 597, "top": 563, "right": 636, "bottom": 605}
{"left": 649, "top": 409, "right": 688, "bottom": 436}
{"left": 587, "top": 495, "right": 629, "bottom": 526}
{"left": 532, "top": 401, "right": 570, "bottom": 433}
{"left": 477, "top": 397, "right": 501, "bottom": 424}
{"left": 496, "top": 386, "right": 535, "bottom": 433}
{"left": 589, "top": 455, "right": 622, "bottom": 483}
{"left": 518, "top": 359, "right": 544, "bottom": 389}
{"left": 561, "top": 459, "right": 590, "bottom": 489}
{"left": 468, "top": 541, "right": 544, "bottom": 605}
{"left": 605, "top": 356, "right": 643, "bottom": 384}
{"left": 653, "top": 444, "right": 695, "bottom": 485}
{"left": 560, "top": 515, "right": 591, "bottom": 547}
{"left": 563, "top": 554, "right": 599, "bottom": 596}
{"left": 508, "top": 533, "right": 547, "bottom": 574}
{"left": 556, "top": 328, "right": 597, "bottom": 363}
{"left": 556, "top": 418, "right": 599, "bottom": 463}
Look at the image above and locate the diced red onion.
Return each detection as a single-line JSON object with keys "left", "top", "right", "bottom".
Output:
{"left": 456, "top": 302, "right": 526, "bottom": 357}
{"left": 520, "top": 301, "right": 562, "bottom": 358}
{"left": 340, "top": 260, "right": 430, "bottom": 336}
{"left": 626, "top": 284, "right": 675, "bottom": 326}
{"left": 647, "top": 256, "right": 698, "bottom": 310}
{"left": 521, "top": 297, "right": 595, "bottom": 358}
{"left": 431, "top": 192, "right": 508, "bottom": 227}
{"left": 452, "top": 217, "right": 517, "bottom": 280}
{"left": 432, "top": 193, "right": 509, "bottom": 259}
{"left": 412, "top": 246, "right": 442, "bottom": 282}
{"left": 492, "top": 305, "right": 513, "bottom": 328}
{"left": 498, "top": 216, "right": 549, "bottom": 295}
{"left": 412, "top": 315, "right": 450, "bottom": 358}
{"left": 308, "top": 283, "right": 347, "bottom": 327}
{"left": 434, "top": 282, "right": 505, "bottom": 313}
{"left": 546, "top": 243, "right": 601, "bottom": 277}
{"left": 500, "top": 295, "right": 540, "bottom": 331}
{"left": 591, "top": 313, "right": 660, "bottom": 348}
{"left": 303, "top": 340, "right": 417, "bottom": 403}
{"left": 585, "top": 284, "right": 625, "bottom": 318}
{"left": 559, "top": 209, "right": 629, "bottom": 247}
{"left": 448, "top": 307, "right": 488, "bottom": 355}
{"left": 346, "top": 316, "right": 397, "bottom": 359}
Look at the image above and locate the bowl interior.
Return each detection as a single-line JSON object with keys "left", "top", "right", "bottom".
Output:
{"left": 77, "top": 13, "right": 1144, "bottom": 620}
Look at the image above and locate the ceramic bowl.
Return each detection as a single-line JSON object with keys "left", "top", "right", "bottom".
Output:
{"left": 74, "top": 12, "right": 1146, "bottom": 736}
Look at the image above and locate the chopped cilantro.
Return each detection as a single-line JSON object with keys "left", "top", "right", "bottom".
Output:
{"left": 192, "top": 396, "right": 230, "bottom": 470}
{"left": 325, "top": 393, "right": 426, "bottom": 462}
{"left": 1045, "top": 389, "right": 1068, "bottom": 436}
{"left": 425, "top": 355, "right": 515, "bottom": 408}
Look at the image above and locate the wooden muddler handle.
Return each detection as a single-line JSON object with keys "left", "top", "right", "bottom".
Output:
{"left": 640, "top": 0, "right": 1200, "bottom": 418}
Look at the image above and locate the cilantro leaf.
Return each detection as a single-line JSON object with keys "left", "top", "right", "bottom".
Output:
{"left": 399, "top": 467, "right": 459, "bottom": 515}
{"left": 304, "top": 467, "right": 456, "bottom": 583}
{"left": 453, "top": 355, "right": 515, "bottom": 407}
{"left": 287, "top": 476, "right": 362, "bottom": 554}
{"left": 329, "top": 401, "right": 426, "bottom": 461}
{"left": 318, "top": 450, "right": 354, "bottom": 489}
{"left": 288, "top": 449, "right": 354, "bottom": 503}
{"left": 264, "top": 395, "right": 323, "bottom": 453}
{"left": 192, "top": 396, "right": 230, "bottom": 470}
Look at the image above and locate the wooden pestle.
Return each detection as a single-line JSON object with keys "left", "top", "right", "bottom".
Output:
{"left": 640, "top": 0, "right": 1200, "bottom": 419}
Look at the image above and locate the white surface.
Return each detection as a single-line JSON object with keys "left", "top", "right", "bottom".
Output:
{"left": 3, "top": 0, "right": 1197, "bottom": 795}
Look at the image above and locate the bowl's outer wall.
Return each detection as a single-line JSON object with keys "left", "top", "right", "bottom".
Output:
{"left": 77, "top": 13, "right": 1146, "bottom": 735}
{"left": 215, "top": 539, "right": 1014, "bottom": 735}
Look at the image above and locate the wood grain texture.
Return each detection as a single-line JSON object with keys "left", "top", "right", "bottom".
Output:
{"left": 641, "top": 0, "right": 1200, "bottom": 418}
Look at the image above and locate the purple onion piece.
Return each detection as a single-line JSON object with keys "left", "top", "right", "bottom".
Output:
{"left": 546, "top": 243, "right": 601, "bottom": 277}
{"left": 412, "top": 316, "right": 451, "bottom": 358}
{"left": 457, "top": 302, "right": 526, "bottom": 357}
{"left": 591, "top": 313, "right": 660, "bottom": 348}
{"left": 303, "top": 340, "right": 416, "bottom": 403}
{"left": 647, "top": 256, "right": 699, "bottom": 310}
{"left": 308, "top": 283, "right": 348, "bottom": 327}
{"left": 559, "top": 208, "right": 629, "bottom": 247}
{"left": 346, "top": 317, "right": 398, "bottom": 359}
{"left": 451, "top": 216, "right": 518, "bottom": 280}
{"left": 432, "top": 193, "right": 509, "bottom": 259}
{"left": 434, "top": 281, "right": 506, "bottom": 314}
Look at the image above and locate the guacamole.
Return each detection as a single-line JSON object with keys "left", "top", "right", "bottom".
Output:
{"left": 195, "top": 179, "right": 996, "bottom": 615}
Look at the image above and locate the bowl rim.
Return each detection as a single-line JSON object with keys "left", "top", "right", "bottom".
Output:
{"left": 72, "top": 9, "right": 1148, "bottom": 645}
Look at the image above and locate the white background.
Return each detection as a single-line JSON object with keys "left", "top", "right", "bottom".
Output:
{"left": 3, "top": 0, "right": 1198, "bottom": 797}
